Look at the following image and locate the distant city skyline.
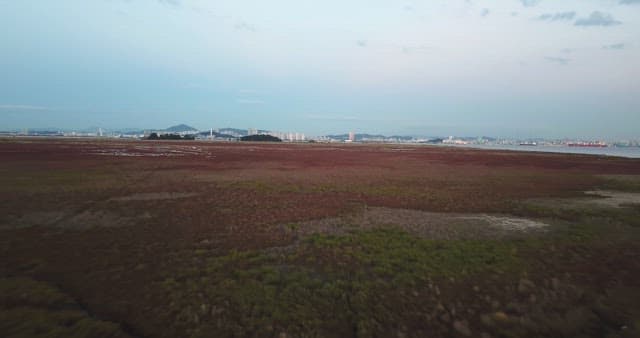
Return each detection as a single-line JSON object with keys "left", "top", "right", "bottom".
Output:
{"left": 1, "top": 1, "right": 639, "bottom": 139}
{"left": 6, "top": 124, "right": 639, "bottom": 143}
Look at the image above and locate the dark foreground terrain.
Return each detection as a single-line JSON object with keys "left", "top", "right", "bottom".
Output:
{"left": 1, "top": 138, "right": 640, "bottom": 337}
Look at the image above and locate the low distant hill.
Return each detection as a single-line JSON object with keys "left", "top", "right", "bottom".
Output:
{"left": 165, "top": 124, "right": 198, "bottom": 133}
{"left": 218, "top": 128, "right": 248, "bottom": 136}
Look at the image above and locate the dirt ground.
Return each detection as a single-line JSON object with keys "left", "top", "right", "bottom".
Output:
{"left": 1, "top": 138, "right": 640, "bottom": 337}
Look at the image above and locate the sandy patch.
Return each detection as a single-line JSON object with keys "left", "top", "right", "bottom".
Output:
{"left": 110, "top": 192, "right": 198, "bottom": 201}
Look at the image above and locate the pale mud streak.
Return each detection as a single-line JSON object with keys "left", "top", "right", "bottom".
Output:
{"left": 289, "top": 207, "right": 548, "bottom": 241}
{"left": 598, "top": 174, "right": 640, "bottom": 184}
{"left": 62, "top": 210, "right": 142, "bottom": 229}
{"left": 527, "top": 190, "right": 640, "bottom": 210}
{"left": 1, "top": 211, "right": 66, "bottom": 229}
{"left": 86, "top": 145, "right": 210, "bottom": 157}
{"left": 110, "top": 192, "right": 198, "bottom": 201}
{"left": 456, "top": 215, "right": 548, "bottom": 231}
{"left": 2, "top": 210, "right": 152, "bottom": 229}
{"left": 584, "top": 190, "right": 640, "bottom": 208}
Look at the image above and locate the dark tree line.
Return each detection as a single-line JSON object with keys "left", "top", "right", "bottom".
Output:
{"left": 240, "top": 134, "right": 282, "bottom": 142}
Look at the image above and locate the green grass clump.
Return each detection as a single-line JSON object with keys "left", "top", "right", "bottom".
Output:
{"left": 161, "top": 228, "right": 523, "bottom": 336}
{"left": 0, "top": 168, "right": 116, "bottom": 194}
{"left": 597, "top": 175, "right": 640, "bottom": 192}
{"left": 511, "top": 202, "right": 640, "bottom": 228}
{"left": 0, "top": 278, "right": 74, "bottom": 309}
{"left": 0, "top": 278, "right": 129, "bottom": 338}
{"left": 305, "top": 228, "right": 521, "bottom": 279}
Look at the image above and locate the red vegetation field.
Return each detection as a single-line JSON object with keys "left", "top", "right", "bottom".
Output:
{"left": 1, "top": 138, "right": 640, "bottom": 337}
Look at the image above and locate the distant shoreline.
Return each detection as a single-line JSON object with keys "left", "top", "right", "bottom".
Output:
{"left": 443, "top": 143, "right": 640, "bottom": 159}
{"left": 2, "top": 135, "right": 639, "bottom": 159}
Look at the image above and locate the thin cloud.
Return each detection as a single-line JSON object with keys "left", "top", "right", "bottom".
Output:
{"left": 401, "top": 44, "right": 431, "bottom": 54}
{"left": 235, "top": 22, "right": 256, "bottom": 32}
{"left": 481, "top": 8, "right": 490, "bottom": 17}
{"left": 544, "top": 56, "right": 570, "bottom": 65}
{"left": 520, "top": 0, "right": 540, "bottom": 7}
{"left": 238, "top": 89, "right": 259, "bottom": 95}
{"left": 306, "top": 114, "right": 361, "bottom": 121}
{"left": 620, "top": 0, "right": 640, "bottom": 4}
{"left": 356, "top": 40, "right": 367, "bottom": 47}
{"left": 603, "top": 43, "right": 625, "bottom": 50}
{"left": 0, "top": 104, "right": 49, "bottom": 111}
{"left": 536, "top": 11, "right": 576, "bottom": 22}
{"left": 574, "top": 11, "right": 621, "bottom": 26}
{"left": 157, "top": 0, "right": 180, "bottom": 6}
{"left": 236, "top": 98, "right": 263, "bottom": 105}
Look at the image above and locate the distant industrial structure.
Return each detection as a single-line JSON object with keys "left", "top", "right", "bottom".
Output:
{"left": 266, "top": 131, "right": 305, "bottom": 142}
{"left": 442, "top": 136, "right": 469, "bottom": 145}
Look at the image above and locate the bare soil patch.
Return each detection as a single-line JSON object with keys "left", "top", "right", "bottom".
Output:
{"left": 62, "top": 210, "right": 142, "bottom": 229}
{"left": 0, "top": 211, "right": 65, "bottom": 229}
{"left": 584, "top": 190, "right": 640, "bottom": 208}
{"left": 526, "top": 190, "right": 640, "bottom": 211}
{"left": 289, "top": 207, "right": 548, "bottom": 241}
{"left": 2, "top": 209, "right": 151, "bottom": 229}
{"left": 598, "top": 174, "right": 640, "bottom": 183}
{"left": 110, "top": 192, "right": 198, "bottom": 201}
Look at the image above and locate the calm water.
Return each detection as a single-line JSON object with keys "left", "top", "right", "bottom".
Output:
{"left": 449, "top": 144, "right": 640, "bottom": 159}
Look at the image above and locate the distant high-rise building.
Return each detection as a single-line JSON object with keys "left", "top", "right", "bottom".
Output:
{"left": 348, "top": 131, "right": 355, "bottom": 142}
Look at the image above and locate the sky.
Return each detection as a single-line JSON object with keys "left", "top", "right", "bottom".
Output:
{"left": 1, "top": 0, "right": 639, "bottom": 138}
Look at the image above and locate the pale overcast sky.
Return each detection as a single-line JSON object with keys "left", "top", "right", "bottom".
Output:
{"left": 1, "top": 0, "right": 639, "bottom": 138}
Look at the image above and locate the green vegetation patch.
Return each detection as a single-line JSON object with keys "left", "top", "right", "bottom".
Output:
{"left": 161, "top": 228, "right": 523, "bottom": 336}
{"left": 304, "top": 228, "right": 521, "bottom": 278}
{"left": 0, "top": 168, "right": 116, "bottom": 194}
{"left": 597, "top": 175, "right": 640, "bottom": 192}
{"left": 512, "top": 200, "right": 640, "bottom": 228}
{"left": 0, "top": 277, "right": 129, "bottom": 338}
